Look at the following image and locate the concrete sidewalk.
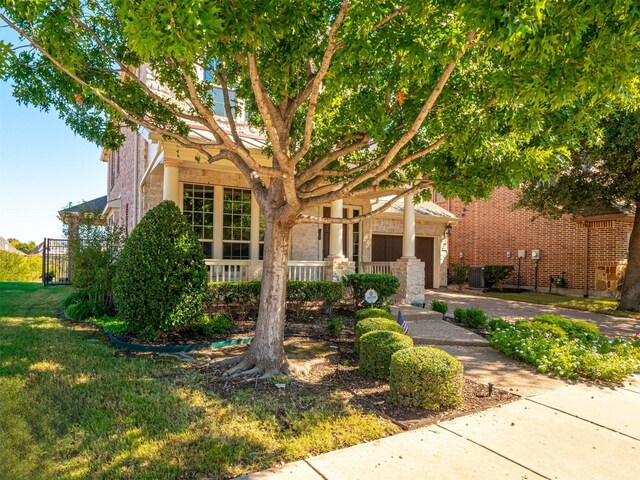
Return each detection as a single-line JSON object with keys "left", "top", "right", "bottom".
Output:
{"left": 240, "top": 378, "right": 640, "bottom": 480}
{"left": 396, "top": 304, "right": 567, "bottom": 397}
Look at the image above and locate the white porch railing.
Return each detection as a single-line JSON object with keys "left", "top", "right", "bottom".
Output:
{"left": 205, "top": 259, "right": 328, "bottom": 282}
{"left": 288, "top": 261, "right": 326, "bottom": 281}
{"left": 359, "top": 261, "right": 394, "bottom": 275}
{"left": 205, "top": 259, "right": 249, "bottom": 282}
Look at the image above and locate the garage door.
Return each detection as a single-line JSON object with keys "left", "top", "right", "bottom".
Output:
{"left": 372, "top": 235, "right": 434, "bottom": 288}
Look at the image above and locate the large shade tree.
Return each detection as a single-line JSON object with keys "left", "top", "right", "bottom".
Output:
{"left": 1, "top": 0, "right": 639, "bottom": 375}
{"left": 518, "top": 109, "right": 640, "bottom": 311}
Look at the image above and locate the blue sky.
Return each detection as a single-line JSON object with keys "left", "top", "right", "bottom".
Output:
{"left": 0, "top": 81, "right": 106, "bottom": 243}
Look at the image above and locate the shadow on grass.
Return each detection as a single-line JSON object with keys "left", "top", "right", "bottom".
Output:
{"left": 0, "top": 317, "right": 395, "bottom": 480}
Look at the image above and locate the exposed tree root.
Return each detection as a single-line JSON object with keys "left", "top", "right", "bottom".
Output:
{"left": 218, "top": 353, "right": 290, "bottom": 380}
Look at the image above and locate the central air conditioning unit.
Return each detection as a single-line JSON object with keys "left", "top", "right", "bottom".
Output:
{"left": 468, "top": 266, "right": 485, "bottom": 288}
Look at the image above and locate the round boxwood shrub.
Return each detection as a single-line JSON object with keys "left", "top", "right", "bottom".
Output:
{"left": 360, "top": 330, "right": 413, "bottom": 379}
{"left": 113, "top": 200, "right": 208, "bottom": 336}
{"left": 354, "top": 317, "right": 404, "bottom": 353}
{"left": 355, "top": 307, "right": 394, "bottom": 323}
{"left": 389, "top": 347, "right": 464, "bottom": 410}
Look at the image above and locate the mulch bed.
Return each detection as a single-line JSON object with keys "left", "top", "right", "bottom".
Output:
{"left": 106, "top": 308, "right": 518, "bottom": 430}
{"left": 198, "top": 311, "right": 517, "bottom": 430}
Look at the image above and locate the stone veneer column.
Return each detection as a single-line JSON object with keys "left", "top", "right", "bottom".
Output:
{"left": 402, "top": 193, "right": 416, "bottom": 258}
{"left": 162, "top": 159, "right": 181, "bottom": 204}
{"left": 391, "top": 258, "right": 426, "bottom": 305}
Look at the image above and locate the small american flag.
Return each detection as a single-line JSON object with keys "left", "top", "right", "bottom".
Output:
{"left": 397, "top": 310, "right": 409, "bottom": 335}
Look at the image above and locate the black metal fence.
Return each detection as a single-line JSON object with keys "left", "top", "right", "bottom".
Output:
{"left": 42, "top": 238, "right": 71, "bottom": 286}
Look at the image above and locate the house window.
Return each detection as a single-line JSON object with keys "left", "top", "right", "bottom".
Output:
{"left": 212, "top": 86, "right": 237, "bottom": 118}
{"left": 223, "top": 188, "right": 251, "bottom": 259}
{"left": 183, "top": 183, "right": 215, "bottom": 258}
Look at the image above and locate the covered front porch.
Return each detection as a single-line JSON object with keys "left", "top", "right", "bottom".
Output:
{"left": 144, "top": 140, "right": 458, "bottom": 304}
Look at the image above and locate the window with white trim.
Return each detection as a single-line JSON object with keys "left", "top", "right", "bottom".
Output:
{"left": 223, "top": 187, "right": 251, "bottom": 259}
{"left": 183, "top": 184, "right": 215, "bottom": 258}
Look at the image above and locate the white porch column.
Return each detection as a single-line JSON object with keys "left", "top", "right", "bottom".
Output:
{"left": 250, "top": 194, "right": 260, "bottom": 260}
{"left": 329, "top": 199, "right": 344, "bottom": 257}
{"left": 402, "top": 193, "right": 416, "bottom": 258}
{"left": 162, "top": 159, "right": 181, "bottom": 204}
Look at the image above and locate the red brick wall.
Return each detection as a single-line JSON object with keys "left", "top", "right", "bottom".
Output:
{"left": 106, "top": 127, "right": 148, "bottom": 234}
{"left": 438, "top": 188, "right": 631, "bottom": 293}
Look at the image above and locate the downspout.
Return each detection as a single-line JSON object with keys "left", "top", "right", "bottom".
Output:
{"left": 584, "top": 222, "right": 590, "bottom": 297}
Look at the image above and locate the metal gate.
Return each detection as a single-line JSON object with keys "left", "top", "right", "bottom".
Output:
{"left": 42, "top": 238, "right": 71, "bottom": 286}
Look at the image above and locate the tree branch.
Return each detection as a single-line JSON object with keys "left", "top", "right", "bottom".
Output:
{"left": 297, "top": 179, "right": 432, "bottom": 224}
{"left": 372, "top": 5, "right": 409, "bottom": 31}
{"left": 0, "top": 13, "right": 220, "bottom": 154}
{"left": 289, "top": 0, "right": 350, "bottom": 166}
{"left": 215, "top": 65, "right": 246, "bottom": 150}
{"left": 295, "top": 133, "right": 369, "bottom": 185}
{"left": 247, "top": 53, "right": 289, "bottom": 164}
{"left": 68, "top": 13, "right": 205, "bottom": 126}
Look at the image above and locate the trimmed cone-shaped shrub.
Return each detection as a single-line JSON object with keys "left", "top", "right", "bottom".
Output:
{"left": 360, "top": 330, "right": 413, "bottom": 379}
{"left": 354, "top": 317, "right": 404, "bottom": 353}
{"left": 389, "top": 347, "right": 464, "bottom": 410}
{"left": 113, "top": 200, "right": 208, "bottom": 336}
{"left": 355, "top": 308, "right": 394, "bottom": 323}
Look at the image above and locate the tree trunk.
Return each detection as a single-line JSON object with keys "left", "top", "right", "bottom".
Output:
{"left": 619, "top": 205, "right": 640, "bottom": 311}
{"left": 226, "top": 215, "right": 293, "bottom": 376}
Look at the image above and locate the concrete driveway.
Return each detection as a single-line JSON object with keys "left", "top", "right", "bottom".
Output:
{"left": 425, "top": 290, "right": 640, "bottom": 338}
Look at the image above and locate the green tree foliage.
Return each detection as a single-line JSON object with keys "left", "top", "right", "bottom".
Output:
{"left": 1, "top": 0, "right": 639, "bottom": 372}
{"left": 64, "top": 210, "right": 124, "bottom": 315}
{"left": 0, "top": 251, "right": 41, "bottom": 282}
{"left": 7, "top": 238, "right": 36, "bottom": 254}
{"left": 517, "top": 110, "right": 640, "bottom": 310}
{"left": 113, "top": 201, "right": 208, "bottom": 336}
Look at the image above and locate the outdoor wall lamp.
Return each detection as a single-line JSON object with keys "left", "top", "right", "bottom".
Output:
{"left": 506, "top": 251, "right": 512, "bottom": 258}
{"left": 459, "top": 252, "right": 464, "bottom": 259}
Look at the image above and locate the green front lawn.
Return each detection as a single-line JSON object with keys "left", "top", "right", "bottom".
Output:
{"left": 0, "top": 282, "right": 397, "bottom": 479}
{"left": 0, "top": 282, "right": 74, "bottom": 317}
{"left": 483, "top": 291, "right": 640, "bottom": 320}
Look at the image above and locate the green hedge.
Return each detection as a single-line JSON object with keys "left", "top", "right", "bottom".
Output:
{"left": 487, "top": 318, "right": 511, "bottom": 331}
{"left": 354, "top": 317, "right": 404, "bottom": 353}
{"left": 430, "top": 300, "right": 448, "bottom": 315}
{"left": 483, "top": 265, "right": 514, "bottom": 287}
{"left": 389, "top": 347, "right": 464, "bottom": 410}
{"left": 532, "top": 314, "right": 601, "bottom": 340}
{"left": 207, "top": 280, "right": 344, "bottom": 320}
{"left": 359, "top": 331, "right": 413, "bottom": 379}
{"left": 488, "top": 323, "right": 640, "bottom": 383}
{"left": 355, "top": 308, "right": 394, "bottom": 323}
{"left": 343, "top": 273, "right": 399, "bottom": 309}
{"left": 113, "top": 201, "right": 208, "bottom": 337}
{"left": 515, "top": 320, "right": 567, "bottom": 338}
{"left": 453, "top": 307, "right": 487, "bottom": 328}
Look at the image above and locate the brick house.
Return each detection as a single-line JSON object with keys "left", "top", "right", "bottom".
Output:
{"left": 437, "top": 188, "right": 634, "bottom": 297}
{"left": 100, "top": 67, "right": 458, "bottom": 304}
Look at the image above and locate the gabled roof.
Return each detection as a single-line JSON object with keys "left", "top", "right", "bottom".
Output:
{"left": 59, "top": 196, "right": 108, "bottom": 215}
{"left": 373, "top": 197, "right": 459, "bottom": 222}
{"left": 0, "top": 237, "right": 27, "bottom": 256}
